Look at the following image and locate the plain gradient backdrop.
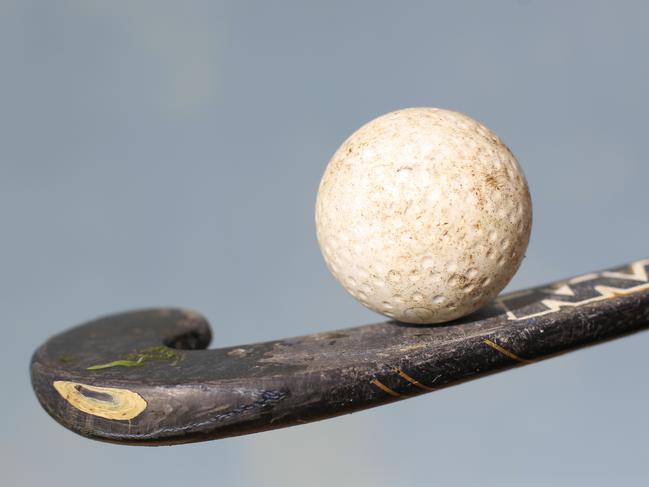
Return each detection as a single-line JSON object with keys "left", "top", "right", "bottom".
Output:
{"left": 3, "top": 1, "right": 649, "bottom": 486}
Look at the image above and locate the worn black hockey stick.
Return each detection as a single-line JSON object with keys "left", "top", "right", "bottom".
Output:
{"left": 31, "top": 258, "right": 649, "bottom": 445}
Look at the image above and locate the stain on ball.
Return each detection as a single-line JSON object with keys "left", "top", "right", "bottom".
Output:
{"left": 315, "top": 107, "right": 532, "bottom": 324}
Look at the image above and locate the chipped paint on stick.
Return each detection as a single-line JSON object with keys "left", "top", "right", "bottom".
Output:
{"left": 53, "top": 381, "right": 147, "bottom": 420}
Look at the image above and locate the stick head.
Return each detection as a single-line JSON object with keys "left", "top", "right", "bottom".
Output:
{"left": 30, "top": 259, "right": 649, "bottom": 445}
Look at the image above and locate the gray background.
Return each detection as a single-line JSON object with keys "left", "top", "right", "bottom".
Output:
{"left": 2, "top": 1, "right": 649, "bottom": 485}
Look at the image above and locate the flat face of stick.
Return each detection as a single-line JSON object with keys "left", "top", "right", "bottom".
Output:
{"left": 31, "top": 259, "right": 649, "bottom": 445}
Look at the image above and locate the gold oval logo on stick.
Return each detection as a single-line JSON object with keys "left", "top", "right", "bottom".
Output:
{"left": 53, "top": 381, "right": 147, "bottom": 420}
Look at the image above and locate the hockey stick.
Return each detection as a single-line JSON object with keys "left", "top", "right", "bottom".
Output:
{"left": 31, "top": 258, "right": 649, "bottom": 445}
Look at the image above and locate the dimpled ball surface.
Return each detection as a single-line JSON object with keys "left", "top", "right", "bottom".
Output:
{"left": 315, "top": 107, "right": 532, "bottom": 324}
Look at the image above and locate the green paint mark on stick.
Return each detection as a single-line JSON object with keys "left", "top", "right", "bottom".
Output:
{"left": 87, "top": 346, "right": 178, "bottom": 370}
{"left": 87, "top": 358, "right": 145, "bottom": 370}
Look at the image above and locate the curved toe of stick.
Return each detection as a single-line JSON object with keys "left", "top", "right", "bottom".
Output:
{"left": 31, "top": 309, "right": 213, "bottom": 444}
